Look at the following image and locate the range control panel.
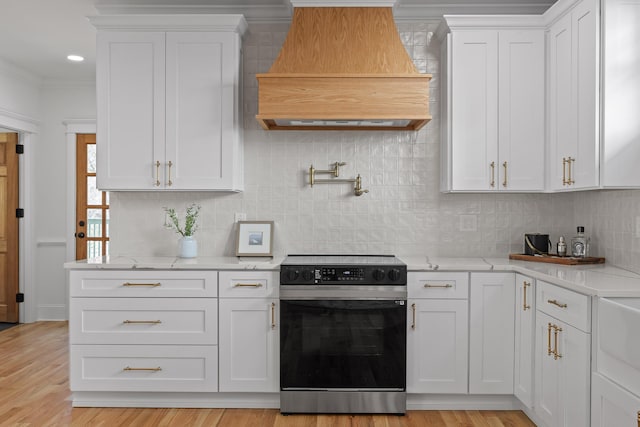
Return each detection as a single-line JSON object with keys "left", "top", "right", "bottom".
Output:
{"left": 280, "top": 264, "right": 406, "bottom": 286}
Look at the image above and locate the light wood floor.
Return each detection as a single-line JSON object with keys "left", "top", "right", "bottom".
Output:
{"left": 0, "top": 322, "right": 536, "bottom": 426}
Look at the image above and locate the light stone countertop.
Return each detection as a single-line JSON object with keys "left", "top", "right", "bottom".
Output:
{"left": 64, "top": 256, "right": 284, "bottom": 271}
{"left": 65, "top": 255, "right": 640, "bottom": 297}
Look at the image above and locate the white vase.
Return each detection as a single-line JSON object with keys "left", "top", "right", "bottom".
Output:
{"left": 178, "top": 236, "right": 198, "bottom": 258}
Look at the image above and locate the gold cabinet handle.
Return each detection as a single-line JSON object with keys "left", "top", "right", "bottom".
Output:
{"left": 411, "top": 303, "right": 416, "bottom": 330}
{"left": 122, "top": 282, "right": 161, "bottom": 287}
{"left": 122, "top": 320, "right": 162, "bottom": 325}
{"left": 523, "top": 281, "right": 531, "bottom": 311}
{"left": 167, "top": 161, "right": 173, "bottom": 186}
{"left": 567, "top": 157, "right": 575, "bottom": 185}
{"left": 271, "top": 302, "right": 276, "bottom": 329}
{"left": 553, "top": 325, "right": 563, "bottom": 360}
{"left": 547, "top": 323, "right": 553, "bottom": 356}
{"left": 155, "top": 161, "right": 161, "bottom": 186}
{"left": 562, "top": 157, "right": 568, "bottom": 185}
{"left": 548, "top": 299, "right": 568, "bottom": 309}
{"left": 424, "top": 283, "right": 453, "bottom": 288}
{"left": 490, "top": 161, "right": 496, "bottom": 187}
{"left": 233, "top": 283, "right": 263, "bottom": 288}
{"left": 123, "top": 366, "right": 162, "bottom": 372}
{"left": 502, "top": 161, "right": 508, "bottom": 187}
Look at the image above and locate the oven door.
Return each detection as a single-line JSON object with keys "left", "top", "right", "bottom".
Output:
{"left": 280, "top": 299, "right": 406, "bottom": 391}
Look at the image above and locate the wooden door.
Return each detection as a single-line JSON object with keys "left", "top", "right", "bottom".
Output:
{"left": 76, "top": 134, "right": 109, "bottom": 260}
{"left": 0, "top": 133, "right": 19, "bottom": 323}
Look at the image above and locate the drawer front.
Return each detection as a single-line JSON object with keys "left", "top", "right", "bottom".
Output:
{"left": 70, "top": 344, "right": 217, "bottom": 392}
{"left": 70, "top": 270, "right": 218, "bottom": 298}
{"left": 219, "top": 271, "right": 279, "bottom": 298}
{"left": 70, "top": 298, "right": 217, "bottom": 345}
{"left": 408, "top": 272, "right": 469, "bottom": 299}
{"left": 536, "top": 280, "right": 591, "bottom": 332}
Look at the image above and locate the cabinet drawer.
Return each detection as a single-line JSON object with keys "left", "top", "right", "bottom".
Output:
{"left": 408, "top": 272, "right": 469, "bottom": 299}
{"left": 536, "top": 280, "right": 591, "bottom": 332}
{"left": 70, "top": 270, "right": 218, "bottom": 298}
{"left": 70, "top": 298, "right": 217, "bottom": 345}
{"left": 219, "top": 271, "right": 278, "bottom": 298}
{"left": 70, "top": 344, "right": 217, "bottom": 392}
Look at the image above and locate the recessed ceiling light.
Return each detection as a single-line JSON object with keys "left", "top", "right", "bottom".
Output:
{"left": 67, "top": 54, "right": 84, "bottom": 62}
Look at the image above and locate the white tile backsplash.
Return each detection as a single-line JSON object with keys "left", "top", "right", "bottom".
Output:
{"left": 108, "top": 21, "right": 640, "bottom": 273}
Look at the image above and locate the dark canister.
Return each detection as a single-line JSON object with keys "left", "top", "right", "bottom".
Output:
{"left": 524, "top": 233, "right": 550, "bottom": 255}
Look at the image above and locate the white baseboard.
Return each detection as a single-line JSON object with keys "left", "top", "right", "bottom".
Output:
{"left": 37, "top": 304, "right": 68, "bottom": 321}
{"left": 71, "top": 392, "right": 280, "bottom": 408}
{"left": 407, "top": 394, "right": 521, "bottom": 410}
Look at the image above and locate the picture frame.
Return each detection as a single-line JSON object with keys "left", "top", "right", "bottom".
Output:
{"left": 235, "top": 221, "right": 274, "bottom": 257}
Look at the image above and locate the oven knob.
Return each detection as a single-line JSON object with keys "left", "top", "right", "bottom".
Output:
{"left": 302, "top": 269, "right": 314, "bottom": 281}
{"left": 388, "top": 268, "right": 402, "bottom": 282}
{"left": 284, "top": 269, "right": 299, "bottom": 282}
{"left": 373, "top": 268, "right": 386, "bottom": 281}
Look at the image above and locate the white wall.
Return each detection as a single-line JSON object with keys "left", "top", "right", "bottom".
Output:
{"left": 0, "top": 59, "right": 42, "bottom": 119}
{"left": 36, "top": 83, "right": 96, "bottom": 320}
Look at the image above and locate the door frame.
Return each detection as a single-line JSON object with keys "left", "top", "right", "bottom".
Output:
{"left": 0, "top": 109, "right": 39, "bottom": 323}
{"left": 64, "top": 120, "right": 97, "bottom": 264}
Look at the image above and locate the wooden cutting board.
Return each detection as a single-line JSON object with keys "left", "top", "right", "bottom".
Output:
{"left": 509, "top": 253, "right": 605, "bottom": 265}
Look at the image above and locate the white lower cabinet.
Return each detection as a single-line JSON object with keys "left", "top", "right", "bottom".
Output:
{"left": 514, "top": 274, "right": 535, "bottom": 408}
{"left": 534, "top": 281, "right": 591, "bottom": 427}
{"left": 592, "top": 373, "right": 640, "bottom": 427}
{"left": 407, "top": 272, "right": 469, "bottom": 394}
{"left": 69, "top": 270, "right": 220, "bottom": 395}
{"left": 218, "top": 271, "right": 279, "bottom": 393}
{"left": 469, "top": 272, "right": 515, "bottom": 394}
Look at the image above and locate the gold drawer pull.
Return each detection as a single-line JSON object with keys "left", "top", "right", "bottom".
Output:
{"left": 271, "top": 302, "right": 276, "bottom": 329}
{"left": 547, "top": 323, "right": 553, "bottom": 356}
{"left": 122, "top": 282, "right": 161, "bottom": 287}
{"left": 411, "top": 303, "right": 416, "bottom": 330}
{"left": 122, "top": 320, "right": 162, "bottom": 325}
{"left": 553, "top": 325, "right": 563, "bottom": 360}
{"left": 123, "top": 366, "right": 162, "bottom": 372}
{"left": 424, "top": 283, "right": 453, "bottom": 288}
{"left": 547, "top": 299, "right": 568, "bottom": 308}
{"left": 234, "top": 283, "right": 263, "bottom": 288}
{"left": 523, "top": 281, "right": 531, "bottom": 311}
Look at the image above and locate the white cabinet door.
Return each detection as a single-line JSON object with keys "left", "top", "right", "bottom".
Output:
{"left": 498, "top": 30, "right": 545, "bottom": 191}
{"left": 218, "top": 298, "right": 279, "bottom": 392}
{"left": 601, "top": 0, "right": 640, "bottom": 187}
{"left": 469, "top": 272, "right": 515, "bottom": 394}
{"left": 548, "top": 0, "right": 599, "bottom": 191}
{"left": 407, "top": 299, "right": 468, "bottom": 394}
{"left": 535, "top": 311, "right": 591, "bottom": 427}
{"left": 165, "top": 32, "right": 240, "bottom": 190}
{"left": 592, "top": 372, "right": 640, "bottom": 427}
{"left": 450, "top": 30, "right": 499, "bottom": 191}
{"left": 571, "top": 0, "right": 599, "bottom": 190}
{"left": 96, "top": 32, "right": 165, "bottom": 190}
{"left": 514, "top": 274, "right": 535, "bottom": 408}
{"left": 548, "top": 13, "right": 574, "bottom": 191}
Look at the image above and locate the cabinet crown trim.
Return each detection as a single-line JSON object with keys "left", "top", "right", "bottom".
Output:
{"left": 89, "top": 14, "right": 248, "bottom": 35}
{"left": 442, "top": 14, "right": 545, "bottom": 30}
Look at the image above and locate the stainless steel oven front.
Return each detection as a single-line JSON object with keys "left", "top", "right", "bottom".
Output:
{"left": 279, "top": 255, "right": 407, "bottom": 415}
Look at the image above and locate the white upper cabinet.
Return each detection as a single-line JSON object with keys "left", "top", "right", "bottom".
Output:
{"left": 93, "top": 15, "right": 246, "bottom": 191}
{"left": 601, "top": 0, "right": 640, "bottom": 187}
{"left": 547, "top": 0, "right": 599, "bottom": 191}
{"left": 441, "top": 19, "right": 545, "bottom": 192}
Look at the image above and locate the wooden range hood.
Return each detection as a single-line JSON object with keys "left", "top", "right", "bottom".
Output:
{"left": 256, "top": 4, "right": 432, "bottom": 131}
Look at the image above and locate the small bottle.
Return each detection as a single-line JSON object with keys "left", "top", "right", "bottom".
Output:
{"left": 571, "top": 226, "right": 590, "bottom": 257}
{"left": 557, "top": 236, "right": 567, "bottom": 257}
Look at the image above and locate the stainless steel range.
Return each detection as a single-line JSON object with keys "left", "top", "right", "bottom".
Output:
{"left": 279, "top": 255, "right": 407, "bottom": 415}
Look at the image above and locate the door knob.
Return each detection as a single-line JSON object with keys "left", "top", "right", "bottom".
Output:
{"left": 75, "top": 232, "right": 85, "bottom": 238}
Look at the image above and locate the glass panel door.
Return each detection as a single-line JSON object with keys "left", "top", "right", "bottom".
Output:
{"left": 76, "top": 134, "right": 109, "bottom": 260}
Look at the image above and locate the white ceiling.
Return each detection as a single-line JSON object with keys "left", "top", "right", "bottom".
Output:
{"left": 0, "top": 0, "right": 556, "bottom": 83}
